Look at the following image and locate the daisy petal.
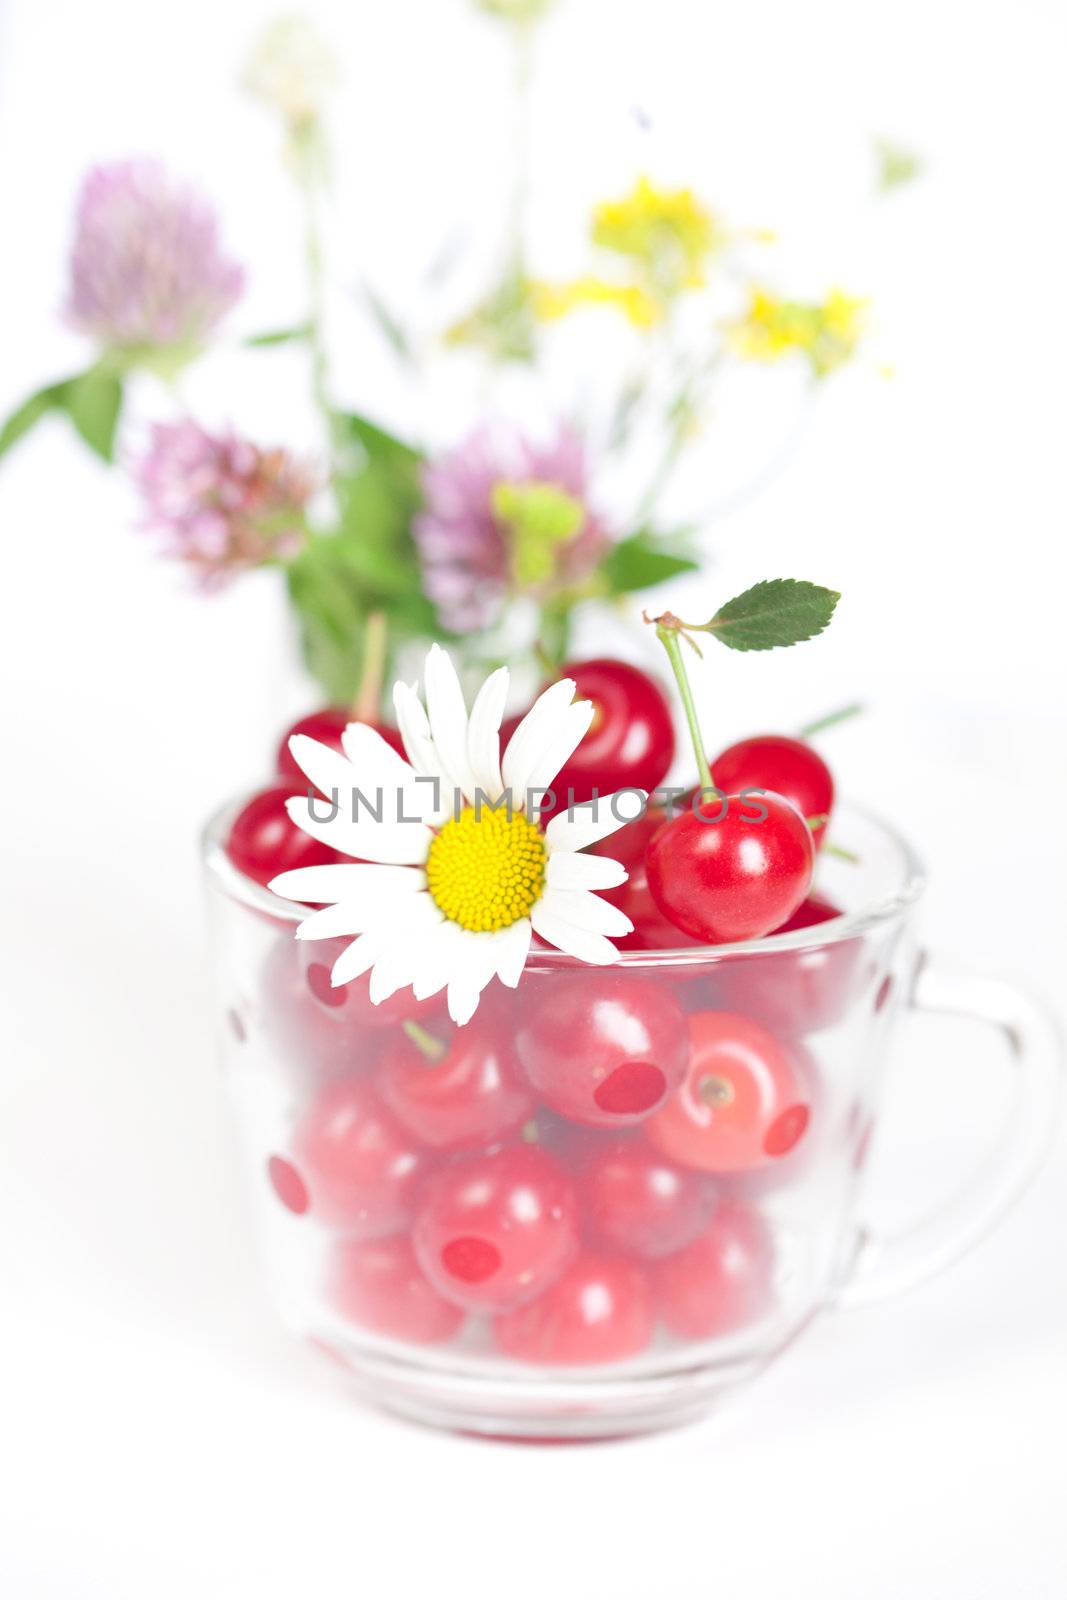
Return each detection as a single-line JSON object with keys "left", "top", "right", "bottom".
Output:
{"left": 447, "top": 979, "right": 484, "bottom": 1027}
{"left": 524, "top": 698, "right": 594, "bottom": 801}
{"left": 501, "top": 678, "right": 576, "bottom": 800}
{"left": 546, "top": 851, "right": 628, "bottom": 891}
{"left": 539, "top": 886, "right": 634, "bottom": 937}
{"left": 285, "top": 795, "right": 431, "bottom": 867}
{"left": 270, "top": 863, "right": 427, "bottom": 905}
{"left": 544, "top": 790, "right": 647, "bottom": 854}
{"left": 466, "top": 665, "right": 509, "bottom": 802}
{"left": 530, "top": 903, "right": 621, "bottom": 966}
{"left": 330, "top": 936, "right": 381, "bottom": 987}
{"left": 493, "top": 917, "right": 532, "bottom": 988}
{"left": 393, "top": 680, "right": 441, "bottom": 779}
{"left": 424, "top": 643, "right": 478, "bottom": 804}
{"left": 411, "top": 921, "right": 466, "bottom": 1001}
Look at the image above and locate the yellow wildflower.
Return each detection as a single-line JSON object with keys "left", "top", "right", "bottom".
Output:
{"left": 727, "top": 286, "right": 867, "bottom": 378}
{"left": 592, "top": 176, "right": 718, "bottom": 295}
{"left": 529, "top": 275, "right": 662, "bottom": 329}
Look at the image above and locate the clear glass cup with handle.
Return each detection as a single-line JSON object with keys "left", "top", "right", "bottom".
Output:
{"left": 203, "top": 799, "right": 1060, "bottom": 1439}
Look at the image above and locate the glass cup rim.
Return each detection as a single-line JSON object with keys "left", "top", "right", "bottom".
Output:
{"left": 202, "top": 794, "right": 926, "bottom": 969}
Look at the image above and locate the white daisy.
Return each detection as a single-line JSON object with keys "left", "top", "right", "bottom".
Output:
{"left": 269, "top": 645, "right": 644, "bottom": 1026}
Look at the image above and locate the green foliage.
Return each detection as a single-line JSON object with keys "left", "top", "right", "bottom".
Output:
{"left": 702, "top": 579, "right": 840, "bottom": 651}
{"left": 245, "top": 323, "right": 313, "bottom": 347}
{"left": 600, "top": 529, "right": 699, "bottom": 595}
{"left": 0, "top": 364, "right": 124, "bottom": 464}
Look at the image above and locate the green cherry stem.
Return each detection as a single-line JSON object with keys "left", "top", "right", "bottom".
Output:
{"left": 651, "top": 616, "right": 713, "bottom": 792}
{"left": 798, "top": 702, "right": 864, "bottom": 739}
{"left": 402, "top": 1019, "right": 447, "bottom": 1062}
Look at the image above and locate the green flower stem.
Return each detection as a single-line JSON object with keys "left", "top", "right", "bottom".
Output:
{"left": 654, "top": 621, "right": 712, "bottom": 792}
{"left": 293, "top": 130, "right": 341, "bottom": 470}
{"left": 403, "top": 1020, "right": 448, "bottom": 1062}
{"left": 797, "top": 702, "right": 864, "bottom": 739}
{"left": 351, "top": 610, "right": 389, "bottom": 723}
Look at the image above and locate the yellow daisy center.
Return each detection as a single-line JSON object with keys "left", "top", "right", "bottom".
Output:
{"left": 426, "top": 805, "right": 547, "bottom": 933}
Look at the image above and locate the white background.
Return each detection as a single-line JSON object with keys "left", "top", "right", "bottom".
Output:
{"left": 1, "top": 0, "right": 1066, "bottom": 1595}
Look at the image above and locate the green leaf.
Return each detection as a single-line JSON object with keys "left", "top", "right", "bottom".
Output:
{"left": 245, "top": 324, "right": 313, "bottom": 347}
{"left": 339, "top": 411, "right": 421, "bottom": 474}
{"left": 56, "top": 368, "right": 123, "bottom": 460}
{"left": 0, "top": 366, "right": 124, "bottom": 464}
{"left": 601, "top": 530, "right": 699, "bottom": 595}
{"left": 703, "top": 579, "right": 840, "bottom": 651}
{"left": 0, "top": 383, "right": 61, "bottom": 460}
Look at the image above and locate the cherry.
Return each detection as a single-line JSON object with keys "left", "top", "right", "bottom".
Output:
{"left": 711, "top": 893, "right": 862, "bottom": 1036}
{"left": 713, "top": 734, "right": 833, "bottom": 849}
{"left": 645, "top": 791, "right": 814, "bottom": 944}
{"left": 377, "top": 1014, "right": 534, "bottom": 1150}
{"left": 582, "top": 1139, "right": 718, "bottom": 1259}
{"left": 541, "top": 659, "right": 675, "bottom": 815}
{"left": 292, "top": 1078, "right": 427, "bottom": 1232}
{"left": 412, "top": 1145, "right": 579, "bottom": 1312}
{"left": 276, "top": 708, "right": 404, "bottom": 784}
{"left": 591, "top": 811, "right": 703, "bottom": 951}
{"left": 515, "top": 971, "right": 689, "bottom": 1127}
{"left": 225, "top": 784, "right": 341, "bottom": 889}
{"left": 328, "top": 1234, "right": 464, "bottom": 1344}
{"left": 646, "top": 1010, "right": 812, "bottom": 1173}
{"left": 493, "top": 1250, "right": 654, "bottom": 1365}
{"left": 261, "top": 936, "right": 443, "bottom": 1083}
{"left": 652, "top": 1200, "right": 774, "bottom": 1340}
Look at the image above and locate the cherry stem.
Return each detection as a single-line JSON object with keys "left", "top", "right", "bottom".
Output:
{"left": 351, "top": 611, "right": 388, "bottom": 724}
{"left": 402, "top": 1019, "right": 447, "bottom": 1062}
{"left": 798, "top": 702, "right": 864, "bottom": 739}
{"left": 653, "top": 622, "right": 713, "bottom": 792}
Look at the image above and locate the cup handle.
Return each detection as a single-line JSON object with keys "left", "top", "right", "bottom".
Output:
{"left": 834, "top": 953, "right": 1062, "bottom": 1310}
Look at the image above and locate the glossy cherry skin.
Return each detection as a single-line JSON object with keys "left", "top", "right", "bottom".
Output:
{"left": 226, "top": 784, "right": 341, "bottom": 889}
{"left": 544, "top": 659, "right": 675, "bottom": 814}
{"left": 412, "top": 1145, "right": 579, "bottom": 1312}
{"left": 652, "top": 1200, "right": 774, "bottom": 1340}
{"left": 712, "top": 734, "right": 833, "bottom": 849}
{"left": 328, "top": 1234, "right": 464, "bottom": 1344}
{"left": 645, "top": 791, "right": 814, "bottom": 944}
{"left": 276, "top": 708, "right": 404, "bottom": 783}
{"left": 647, "top": 1010, "right": 812, "bottom": 1173}
{"left": 377, "top": 1015, "right": 534, "bottom": 1150}
{"left": 711, "top": 894, "right": 861, "bottom": 1036}
{"left": 515, "top": 972, "right": 689, "bottom": 1128}
{"left": 591, "top": 811, "right": 703, "bottom": 951}
{"left": 493, "top": 1250, "right": 654, "bottom": 1365}
{"left": 292, "top": 1079, "right": 427, "bottom": 1232}
{"left": 582, "top": 1139, "right": 718, "bottom": 1259}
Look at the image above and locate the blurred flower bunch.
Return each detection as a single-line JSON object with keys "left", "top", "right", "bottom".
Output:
{"left": 0, "top": 4, "right": 888, "bottom": 709}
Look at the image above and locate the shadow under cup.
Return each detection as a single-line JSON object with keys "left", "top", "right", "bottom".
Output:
{"left": 201, "top": 802, "right": 930, "bottom": 1438}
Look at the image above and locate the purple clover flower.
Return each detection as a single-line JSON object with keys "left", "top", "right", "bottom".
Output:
{"left": 66, "top": 161, "right": 244, "bottom": 350}
{"left": 134, "top": 421, "right": 315, "bottom": 586}
{"left": 414, "top": 424, "right": 611, "bottom": 632}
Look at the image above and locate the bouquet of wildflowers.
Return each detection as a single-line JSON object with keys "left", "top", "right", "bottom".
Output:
{"left": 0, "top": 3, "right": 880, "bottom": 715}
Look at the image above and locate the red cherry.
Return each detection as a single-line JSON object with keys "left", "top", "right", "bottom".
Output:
{"left": 515, "top": 972, "right": 689, "bottom": 1128}
{"left": 647, "top": 1010, "right": 812, "bottom": 1173}
{"left": 645, "top": 791, "right": 814, "bottom": 944}
{"left": 261, "top": 936, "right": 443, "bottom": 1084}
{"left": 276, "top": 708, "right": 404, "bottom": 783}
{"left": 652, "top": 1201, "right": 774, "bottom": 1340}
{"left": 582, "top": 1139, "right": 718, "bottom": 1259}
{"left": 293, "top": 1079, "right": 427, "bottom": 1232}
{"left": 412, "top": 1145, "right": 578, "bottom": 1311}
{"left": 377, "top": 1015, "right": 534, "bottom": 1150}
{"left": 226, "top": 784, "right": 341, "bottom": 889}
{"left": 591, "top": 811, "right": 703, "bottom": 951}
{"left": 713, "top": 734, "right": 833, "bottom": 848}
{"left": 712, "top": 894, "right": 861, "bottom": 1036}
{"left": 542, "top": 659, "right": 675, "bottom": 815}
{"left": 328, "top": 1234, "right": 464, "bottom": 1344}
{"left": 493, "top": 1250, "right": 654, "bottom": 1365}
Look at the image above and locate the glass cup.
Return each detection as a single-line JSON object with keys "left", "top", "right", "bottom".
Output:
{"left": 203, "top": 800, "right": 1060, "bottom": 1439}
